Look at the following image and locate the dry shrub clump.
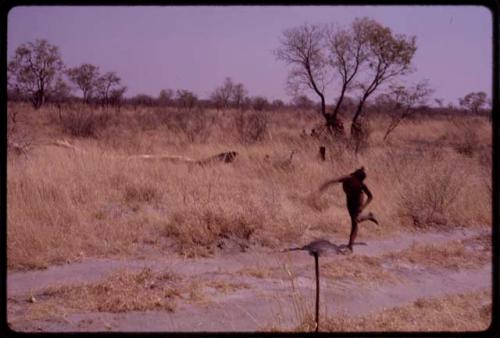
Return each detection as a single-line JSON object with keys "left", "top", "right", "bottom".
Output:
{"left": 398, "top": 161, "right": 462, "bottom": 228}
{"left": 164, "top": 207, "right": 264, "bottom": 257}
{"left": 386, "top": 234, "right": 491, "bottom": 271}
{"left": 57, "top": 108, "right": 114, "bottom": 138}
{"left": 35, "top": 268, "right": 179, "bottom": 313}
{"left": 234, "top": 110, "right": 269, "bottom": 144}
{"left": 320, "top": 289, "right": 491, "bottom": 332}
{"left": 391, "top": 147, "right": 490, "bottom": 229}
{"left": 440, "top": 117, "right": 490, "bottom": 157}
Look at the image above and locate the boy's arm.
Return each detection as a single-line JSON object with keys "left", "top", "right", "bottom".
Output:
{"left": 318, "top": 175, "right": 349, "bottom": 193}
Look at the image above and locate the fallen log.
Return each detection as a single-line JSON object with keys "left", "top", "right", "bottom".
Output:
{"left": 37, "top": 139, "right": 238, "bottom": 165}
{"left": 126, "top": 154, "right": 196, "bottom": 163}
{"left": 196, "top": 151, "right": 238, "bottom": 166}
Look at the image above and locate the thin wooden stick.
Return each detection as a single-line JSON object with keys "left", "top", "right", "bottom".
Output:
{"left": 314, "top": 252, "right": 320, "bottom": 333}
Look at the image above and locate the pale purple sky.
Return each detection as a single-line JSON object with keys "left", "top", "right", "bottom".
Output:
{"left": 7, "top": 5, "right": 492, "bottom": 105}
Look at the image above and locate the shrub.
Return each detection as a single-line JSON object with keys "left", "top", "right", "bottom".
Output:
{"left": 398, "top": 164, "right": 462, "bottom": 228}
{"left": 234, "top": 110, "right": 269, "bottom": 144}
{"left": 59, "top": 109, "right": 112, "bottom": 137}
{"left": 166, "top": 108, "right": 214, "bottom": 143}
{"left": 163, "top": 207, "right": 263, "bottom": 257}
{"left": 134, "top": 109, "right": 160, "bottom": 131}
{"left": 123, "top": 183, "right": 160, "bottom": 204}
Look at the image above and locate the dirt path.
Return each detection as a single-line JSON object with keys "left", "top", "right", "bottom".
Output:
{"left": 8, "top": 227, "right": 491, "bottom": 332}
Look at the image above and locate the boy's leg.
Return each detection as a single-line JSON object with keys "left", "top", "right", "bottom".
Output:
{"left": 357, "top": 211, "right": 378, "bottom": 224}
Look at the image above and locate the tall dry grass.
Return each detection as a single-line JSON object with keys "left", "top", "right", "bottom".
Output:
{"left": 7, "top": 103, "right": 492, "bottom": 269}
{"left": 285, "top": 289, "right": 491, "bottom": 332}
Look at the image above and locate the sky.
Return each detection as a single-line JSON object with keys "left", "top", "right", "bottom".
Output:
{"left": 7, "top": 5, "right": 493, "bottom": 105}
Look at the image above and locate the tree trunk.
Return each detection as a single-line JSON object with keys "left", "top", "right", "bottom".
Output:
{"left": 325, "top": 114, "right": 345, "bottom": 136}
{"left": 319, "top": 146, "right": 326, "bottom": 161}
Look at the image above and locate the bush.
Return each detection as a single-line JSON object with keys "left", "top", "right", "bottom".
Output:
{"left": 134, "top": 109, "right": 160, "bottom": 131}
{"left": 350, "top": 119, "right": 372, "bottom": 154}
{"left": 59, "top": 109, "right": 112, "bottom": 137}
{"left": 169, "top": 108, "right": 214, "bottom": 143}
{"left": 398, "top": 164, "right": 462, "bottom": 228}
{"left": 234, "top": 110, "right": 269, "bottom": 144}
{"left": 441, "top": 118, "right": 481, "bottom": 157}
{"left": 163, "top": 207, "right": 263, "bottom": 257}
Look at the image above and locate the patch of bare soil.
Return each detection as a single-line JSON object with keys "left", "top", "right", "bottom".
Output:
{"left": 7, "top": 227, "right": 491, "bottom": 332}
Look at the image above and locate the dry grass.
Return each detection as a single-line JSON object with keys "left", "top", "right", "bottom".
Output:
{"left": 32, "top": 268, "right": 179, "bottom": 313}
{"left": 268, "top": 289, "right": 492, "bottom": 332}
{"left": 319, "top": 289, "right": 492, "bottom": 332}
{"left": 206, "top": 279, "right": 251, "bottom": 294}
{"left": 385, "top": 233, "right": 491, "bottom": 271}
{"left": 236, "top": 267, "right": 271, "bottom": 279}
{"left": 322, "top": 255, "right": 402, "bottom": 285}
{"left": 7, "top": 103, "right": 492, "bottom": 270}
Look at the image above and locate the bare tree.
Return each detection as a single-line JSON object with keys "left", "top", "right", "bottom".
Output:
{"left": 350, "top": 18, "right": 417, "bottom": 139}
{"left": 276, "top": 19, "right": 417, "bottom": 143}
{"left": 377, "top": 80, "right": 433, "bottom": 141}
{"left": 210, "top": 77, "right": 235, "bottom": 110}
{"left": 8, "top": 39, "right": 65, "bottom": 109}
{"left": 275, "top": 24, "right": 331, "bottom": 123}
{"left": 158, "top": 89, "right": 174, "bottom": 106}
{"left": 324, "top": 19, "right": 369, "bottom": 134}
{"left": 67, "top": 63, "right": 100, "bottom": 104}
{"left": 109, "top": 87, "right": 127, "bottom": 109}
{"left": 176, "top": 89, "right": 198, "bottom": 110}
{"left": 459, "top": 91, "right": 488, "bottom": 115}
{"left": 231, "top": 82, "right": 248, "bottom": 110}
{"left": 47, "top": 77, "right": 72, "bottom": 115}
{"left": 94, "top": 72, "right": 125, "bottom": 107}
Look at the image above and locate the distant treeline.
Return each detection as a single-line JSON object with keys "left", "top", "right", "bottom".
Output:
{"left": 7, "top": 89, "right": 490, "bottom": 118}
{"left": 8, "top": 39, "right": 490, "bottom": 119}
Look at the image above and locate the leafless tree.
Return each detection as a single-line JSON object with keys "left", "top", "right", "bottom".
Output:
{"left": 275, "top": 23, "right": 331, "bottom": 122}
{"left": 94, "top": 72, "right": 125, "bottom": 107}
{"left": 176, "top": 89, "right": 198, "bottom": 110}
{"left": 459, "top": 91, "right": 488, "bottom": 115}
{"left": 276, "top": 19, "right": 417, "bottom": 143}
{"left": 8, "top": 39, "right": 65, "bottom": 109}
{"left": 210, "top": 77, "right": 248, "bottom": 111}
{"left": 349, "top": 18, "right": 417, "bottom": 140}
{"left": 158, "top": 89, "right": 174, "bottom": 106}
{"left": 324, "top": 19, "right": 369, "bottom": 134}
{"left": 108, "top": 87, "right": 127, "bottom": 109}
{"left": 231, "top": 82, "right": 248, "bottom": 110}
{"left": 376, "top": 80, "right": 433, "bottom": 141}
{"left": 67, "top": 63, "right": 100, "bottom": 104}
{"left": 210, "top": 77, "right": 235, "bottom": 110}
{"left": 47, "top": 77, "right": 72, "bottom": 118}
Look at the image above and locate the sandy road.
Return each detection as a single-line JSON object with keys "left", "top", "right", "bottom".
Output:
{"left": 7, "top": 226, "right": 491, "bottom": 332}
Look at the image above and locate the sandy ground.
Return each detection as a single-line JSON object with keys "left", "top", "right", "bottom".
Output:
{"left": 7, "top": 226, "right": 491, "bottom": 332}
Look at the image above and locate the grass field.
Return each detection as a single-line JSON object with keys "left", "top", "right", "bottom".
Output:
{"left": 7, "top": 102, "right": 491, "bottom": 269}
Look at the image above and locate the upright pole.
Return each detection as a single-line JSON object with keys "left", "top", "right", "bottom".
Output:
{"left": 314, "top": 252, "right": 320, "bottom": 332}
{"left": 319, "top": 146, "right": 326, "bottom": 161}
